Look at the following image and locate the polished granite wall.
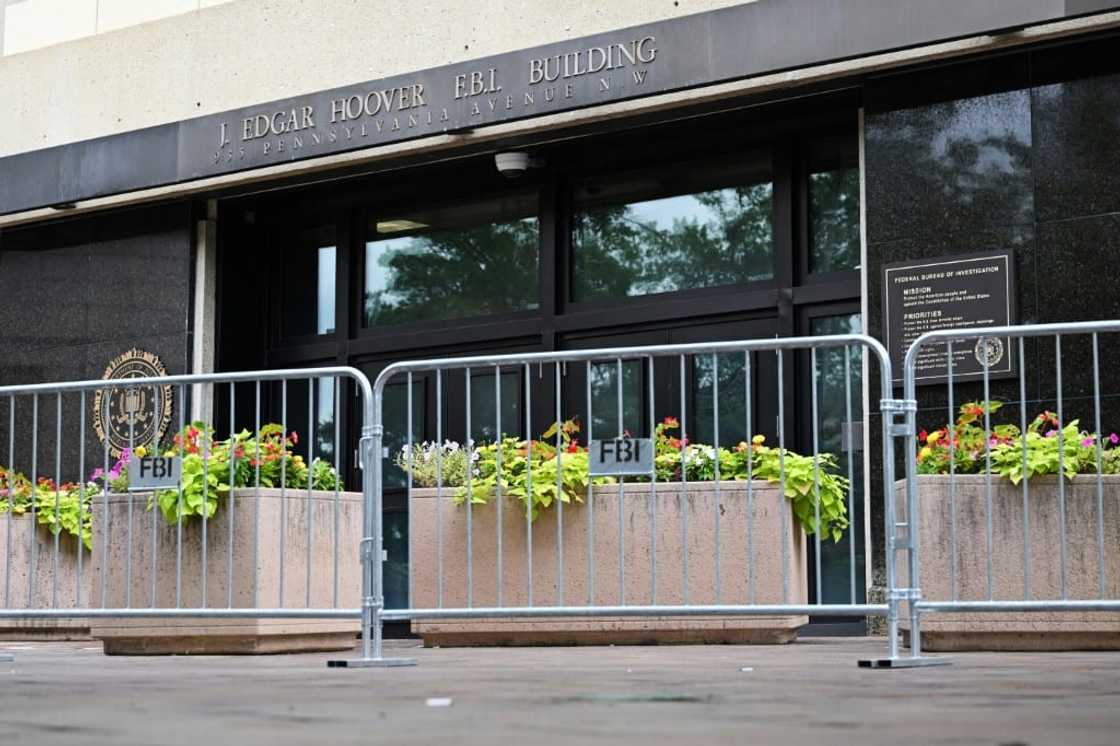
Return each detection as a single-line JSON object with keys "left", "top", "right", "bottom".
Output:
{"left": 863, "top": 38, "right": 1120, "bottom": 570}
{"left": 0, "top": 203, "right": 193, "bottom": 483}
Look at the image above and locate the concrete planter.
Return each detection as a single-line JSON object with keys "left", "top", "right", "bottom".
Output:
{"left": 0, "top": 515, "right": 92, "bottom": 640}
{"left": 89, "top": 488, "right": 362, "bottom": 655}
{"left": 902, "top": 475, "right": 1120, "bottom": 651}
{"left": 409, "top": 481, "right": 808, "bottom": 646}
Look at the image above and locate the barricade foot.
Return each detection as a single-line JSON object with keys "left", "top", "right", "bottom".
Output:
{"left": 858, "top": 656, "right": 951, "bottom": 669}
{"left": 327, "top": 657, "right": 417, "bottom": 668}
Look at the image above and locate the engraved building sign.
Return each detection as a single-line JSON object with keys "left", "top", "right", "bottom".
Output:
{"left": 883, "top": 251, "right": 1017, "bottom": 386}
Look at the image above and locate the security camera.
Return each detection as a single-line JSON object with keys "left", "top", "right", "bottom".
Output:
{"left": 495, "top": 151, "right": 545, "bottom": 178}
{"left": 495, "top": 152, "right": 531, "bottom": 178}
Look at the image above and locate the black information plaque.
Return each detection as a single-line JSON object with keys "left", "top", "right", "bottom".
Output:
{"left": 883, "top": 250, "right": 1016, "bottom": 387}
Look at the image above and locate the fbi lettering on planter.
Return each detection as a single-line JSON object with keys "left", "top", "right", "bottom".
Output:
{"left": 590, "top": 438, "right": 654, "bottom": 476}
{"left": 129, "top": 456, "right": 182, "bottom": 491}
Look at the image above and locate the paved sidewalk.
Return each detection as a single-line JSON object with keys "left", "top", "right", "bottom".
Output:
{"left": 1, "top": 638, "right": 1118, "bottom": 745}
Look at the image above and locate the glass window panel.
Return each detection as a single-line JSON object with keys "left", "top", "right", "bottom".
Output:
{"left": 364, "top": 193, "right": 539, "bottom": 326}
{"left": 278, "top": 376, "right": 338, "bottom": 465}
{"left": 807, "top": 136, "right": 861, "bottom": 274}
{"left": 382, "top": 510, "right": 409, "bottom": 610}
{"left": 312, "top": 377, "right": 337, "bottom": 464}
{"left": 281, "top": 226, "right": 336, "bottom": 338}
{"left": 692, "top": 353, "right": 750, "bottom": 449}
{"left": 468, "top": 370, "right": 522, "bottom": 443}
{"left": 809, "top": 313, "right": 865, "bottom": 604}
{"left": 588, "top": 361, "right": 643, "bottom": 439}
{"left": 572, "top": 156, "right": 773, "bottom": 302}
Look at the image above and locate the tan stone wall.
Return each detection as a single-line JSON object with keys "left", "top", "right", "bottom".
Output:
{"left": 0, "top": 0, "right": 753, "bottom": 158}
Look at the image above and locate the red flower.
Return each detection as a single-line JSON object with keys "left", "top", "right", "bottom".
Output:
{"left": 288, "top": 431, "right": 299, "bottom": 445}
{"left": 662, "top": 416, "right": 679, "bottom": 427}
{"left": 918, "top": 430, "right": 928, "bottom": 442}
{"left": 566, "top": 438, "right": 580, "bottom": 454}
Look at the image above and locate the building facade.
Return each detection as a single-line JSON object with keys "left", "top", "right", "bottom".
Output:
{"left": 2, "top": 0, "right": 1119, "bottom": 618}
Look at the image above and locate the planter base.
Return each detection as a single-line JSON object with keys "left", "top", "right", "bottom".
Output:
{"left": 413, "top": 614, "right": 807, "bottom": 647}
{"left": 903, "top": 476, "right": 1120, "bottom": 652}
{"left": 92, "top": 618, "right": 359, "bottom": 655}
{"left": 904, "top": 615, "right": 1120, "bottom": 652}
{"left": 0, "top": 618, "right": 91, "bottom": 641}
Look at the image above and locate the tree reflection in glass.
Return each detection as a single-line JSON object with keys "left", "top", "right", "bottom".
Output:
{"left": 572, "top": 157, "right": 774, "bottom": 302}
{"left": 364, "top": 193, "right": 539, "bottom": 327}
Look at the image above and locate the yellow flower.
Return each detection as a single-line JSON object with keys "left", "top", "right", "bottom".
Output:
{"left": 926, "top": 431, "right": 942, "bottom": 445}
{"left": 134, "top": 446, "right": 148, "bottom": 458}
{"left": 918, "top": 446, "right": 932, "bottom": 462}
{"left": 752, "top": 434, "right": 766, "bottom": 445}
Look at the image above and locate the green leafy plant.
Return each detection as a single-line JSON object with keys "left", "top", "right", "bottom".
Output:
{"left": 457, "top": 419, "right": 613, "bottom": 520}
{"left": 0, "top": 469, "right": 94, "bottom": 550}
{"left": 150, "top": 422, "right": 343, "bottom": 524}
{"left": 916, "top": 401, "right": 1120, "bottom": 482}
{"left": 398, "top": 416, "right": 851, "bottom": 541}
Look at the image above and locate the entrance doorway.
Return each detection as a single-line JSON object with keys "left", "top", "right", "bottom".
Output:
{"left": 215, "top": 92, "right": 865, "bottom": 619}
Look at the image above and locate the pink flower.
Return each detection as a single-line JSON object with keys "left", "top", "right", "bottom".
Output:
{"left": 1082, "top": 438, "right": 1095, "bottom": 447}
{"left": 1111, "top": 433, "right": 1119, "bottom": 445}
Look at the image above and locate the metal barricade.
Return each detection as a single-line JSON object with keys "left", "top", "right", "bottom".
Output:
{"left": 0, "top": 367, "right": 372, "bottom": 659}
{"left": 339, "top": 333, "right": 922, "bottom": 669}
{"left": 902, "top": 320, "right": 1120, "bottom": 662}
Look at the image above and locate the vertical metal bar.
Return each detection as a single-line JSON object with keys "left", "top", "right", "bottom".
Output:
{"left": 52, "top": 393, "right": 61, "bottom": 609}
{"left": 947, "top": 341, "right": 958, "bottom": 602}
{"left": 843, "top": 346, "right": 855, "bottom": 604}
{"left": 616, "top": 357, "right": 625, "bottom": 605}
{"left": 982, "top": 348, "right": 993, "bottom": 601}
{"left": 199, "top": 389, "right": 207, "bottom": 609}
{"left": 648, "top": 355, "right": 657, "bottom": 605}
{"left": 1019, "top": 339, "right": 1030, "bottom": 601}
{"left": 1056, "top": 335, "right": 1068, "bottom": 599}
{"left": 466, "top": 368, "right": 473, "bottom": 608}
{"left": 890, "top": 351, "right": 907, "bottom": 659}
{"left": 100, "top": 405, "right": 109, "bottom": 608}
{"left": 367, "top": 379, "right": 385, "bottom": 660}
{"left": 252, "top": 381, "right": 261, "bottom": 609}
{"left": 524, "top": 362, "right": 533, "bottom": 607}
{"left": 811, "top": 349, "right": 822, "bottom": 605}
{"left": 1093, "top": 333, "right": 1106, "bottom": 599}
{"left": 127, "top": 393, "right": 136, "bottom": 609}
{"left": 712, "top": 353, "right": 721, "bottom": 604}
{"left": 405, "top": 373, "right": 413, "bottom": 612}
{"left": 176, "top": 384, "right": 186, "bottom": 608}
{"left": 679, "top": 354, "right": 689, "bottom": 605}
{"left": 29, "top": 393, "right": 37, "bottom": 609}
{"left": 305, "top": 378, "right": 313, "bottom": 609}
{"left": 745, "top": 352, "right": 755, "bottom": 605}
{"left": 435, "top": 369, "right": 443, "bottom": 609}
{"left": 78, "top": 392, "right": 86, "bottom": 607}
{"left": 150, "top": 386, "right": 159, "bottom": 608}
{"left": 495, "top": 366, "right": 503, "bottom": 609}
{"left": 554, "top": 362, "right": 563, "bottom": 607}
{"left": 278, "top": 380, "right": 286, "bottom": 608}
{"left": 333, "top": 377, "right": 341, "bottom": 609}
{"left": 777, "top": 350, "right": 789, "bottom": 605}
{"left": 585, "top": 360, "right": 593, "bottom": 606}
{"left": 231, "top": 383, "right": 238, "bottom": 609}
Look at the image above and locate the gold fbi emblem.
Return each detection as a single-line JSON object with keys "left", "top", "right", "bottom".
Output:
{"left": 92, "top": 348, "right": 174, "bottom": 458}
